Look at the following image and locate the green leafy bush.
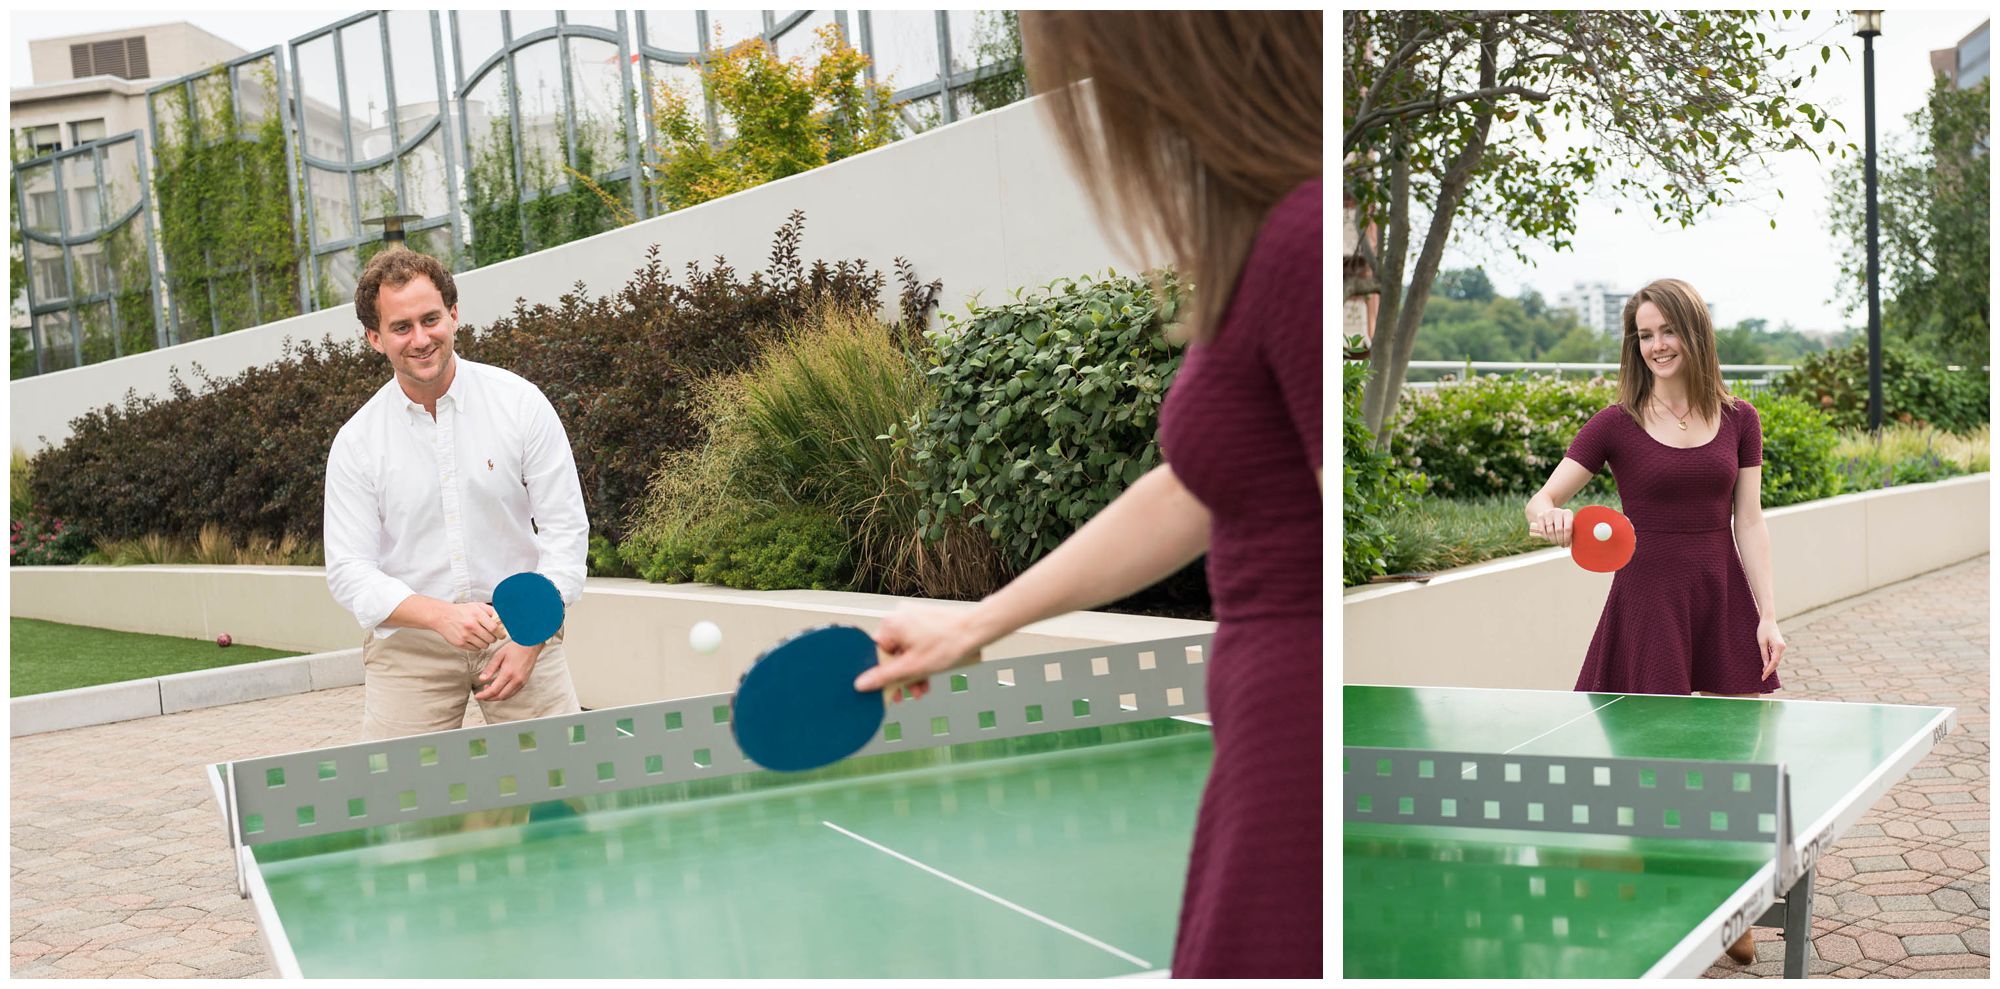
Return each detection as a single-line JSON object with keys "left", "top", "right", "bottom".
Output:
{"left": 1769, "top": 341, "right": 1989, "bottom": 434}
{"left": 895, "top": 271, "right": 1185, "bottom": 570}
{"left": 1749, "top": 393, "right": 1846, "bottom": 507}
{"left": 1389, "top": 373, "right": 1621, "bottom": 497}
{"left": 646, "top": 24, "right": 900, "bottom": 213}
{"left": 692, "top": 507, "right": 854, "bottom": 590}
{"left": 1343, "top": 361, "right": 1427, "bottom": 586}
{"left": 11, "top": 510, "right": 91, "bottom": 566}
{"left": 619, "top": 504, "right": 853, "bottom": 591}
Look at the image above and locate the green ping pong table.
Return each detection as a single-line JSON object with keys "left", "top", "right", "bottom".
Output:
{"left": 1344, "top": 684, "right": 1955, "bottom": 979}
{"left": 209, "top": 635, "right": 1214, "bottom": 978}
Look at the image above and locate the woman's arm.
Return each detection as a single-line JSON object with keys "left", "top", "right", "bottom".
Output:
{"left": 1732, "top": 466, "right": 1777, "bottom": 619}
{"left": 1732, "top": 465, "right": 1786, "bottom": 677}
{"left": 1525, "top": 459, "right": 1598, "bottom": 545}
{"left": 857, "top": 463, "right": 1210, "bottom": 697}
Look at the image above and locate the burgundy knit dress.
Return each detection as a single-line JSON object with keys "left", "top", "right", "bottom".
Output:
{"left": 1155, "top": 179, "right": 1323, "bottom": 977}
{"left": 1565, "top": 400, "right": 1778, "bottom": 696}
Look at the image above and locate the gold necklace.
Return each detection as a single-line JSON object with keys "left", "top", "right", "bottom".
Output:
{"left": 1658, "top": 397, "right": 1692, "bottom": 430}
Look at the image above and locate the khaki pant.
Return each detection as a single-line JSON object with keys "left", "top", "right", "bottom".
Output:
{"left": 361, "top": 626, "right": 581, "bottom": 740}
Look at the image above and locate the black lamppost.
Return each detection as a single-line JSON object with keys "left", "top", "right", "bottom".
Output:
{"left": 1854, "top": 10, "right": 1883, "bottom": 434}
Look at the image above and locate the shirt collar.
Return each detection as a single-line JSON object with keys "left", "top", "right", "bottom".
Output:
{"left": 400, "top": 356, "right": 474, "bottom": 415}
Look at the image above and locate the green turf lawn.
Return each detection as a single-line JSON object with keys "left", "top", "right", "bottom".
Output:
{"left": 9, "top": 618, "right": 305, "bottom": 697}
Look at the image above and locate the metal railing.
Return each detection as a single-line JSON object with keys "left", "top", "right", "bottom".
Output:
{"left": 1401, "top": 360, "right": 1798, "bottom": 392}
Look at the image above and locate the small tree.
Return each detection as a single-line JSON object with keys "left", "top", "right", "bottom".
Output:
{"left": 647, "top": 24, "right": 901, "bottom": 212}
{"left": 1826, "top": 76, "right": 1989, "bottom": 366}
{"left": 1346, "top": 11, "right": 1854, "bottom": 443}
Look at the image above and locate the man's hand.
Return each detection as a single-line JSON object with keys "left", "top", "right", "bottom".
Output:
{"left": 435, "top": 601, "right": 504, "bottom": 651}
{"left": 473, "top": 641, "right": 541, "bottom": 702}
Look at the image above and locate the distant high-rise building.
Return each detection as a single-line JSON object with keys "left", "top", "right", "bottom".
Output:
{"left": 1929, "top": 19, "right": 1990, "bottom": 90}
{"left": 1558, "top": 281, "right": 1722, "bottom": 337}
{"left": 1557, "top": 282, "right": 1630, "bottom": 337}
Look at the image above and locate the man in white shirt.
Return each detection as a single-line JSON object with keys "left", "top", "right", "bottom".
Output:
{"left": 324, "top": 249, "right": 589, "bottom": 740}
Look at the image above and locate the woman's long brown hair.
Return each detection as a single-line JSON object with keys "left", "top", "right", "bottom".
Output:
{"left": 1020, "top": 11, "right": 1323, "bottom": 341}
{"left": 1617, "top": 278, "right": 1736, "bottom": 426}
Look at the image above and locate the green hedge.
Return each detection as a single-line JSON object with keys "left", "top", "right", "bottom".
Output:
{"left": 24, "top": 213, "right": 926, "bottom": 551}
{"left": 1769, "top": 341, "right": 1989, "bottom": 434}
{"left": 896, "top": 272, "right": 1185, "bottom": 570}
{"left": 1752, "top": 392, "right": 1846, "bottom": 507}
{"left": 1389, "top": 373, "right": 1621, "bottom": 498}
{"left": 1343, "top": 361, "right": 1427, "bottom": 586}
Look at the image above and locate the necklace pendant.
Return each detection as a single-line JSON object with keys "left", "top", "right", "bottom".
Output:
{"left": 1677, "top": 420, "right": 1688, "bottom": 430}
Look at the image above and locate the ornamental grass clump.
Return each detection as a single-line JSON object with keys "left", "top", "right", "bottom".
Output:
{"left": 623, "top": 299, "right": 1000, "bottom": 596}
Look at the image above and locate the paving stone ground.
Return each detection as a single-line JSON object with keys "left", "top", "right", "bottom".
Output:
{"left": 11, "top": 687, "right": 489, "bottom": 978}
{"left": 1699, "top": 557, "right": 1990, "bottom": 979}
{"left": 10, "top": 559, "right": 1991, "bottom": 978}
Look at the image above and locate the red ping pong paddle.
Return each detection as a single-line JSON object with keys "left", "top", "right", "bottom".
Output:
{"left": 493, "top": 571, "right": 565, "bottom": 646}
{"left": 1569, "top": 505, "right": 1636, "bottom": 572}
{"left": 731, "top": 625, "right": 886, "bottom": 772}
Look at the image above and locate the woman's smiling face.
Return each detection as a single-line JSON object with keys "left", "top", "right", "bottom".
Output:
{"left": 1633, "top": 301, "right": 1683, "bottom": 381}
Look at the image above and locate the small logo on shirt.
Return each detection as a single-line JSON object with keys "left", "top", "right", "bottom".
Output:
{"left": 487, "top": 459, "right": 494, "bottom": 471}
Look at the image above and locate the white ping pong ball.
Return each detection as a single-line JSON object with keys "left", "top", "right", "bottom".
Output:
{"left": 689, "top": 621, "right": 722, "bottom": 654}
{"left": 1593, "top": 522, "right": 1613, "bottom": 542}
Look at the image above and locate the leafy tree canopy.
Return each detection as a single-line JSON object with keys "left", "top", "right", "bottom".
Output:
{"left": 1344, "top": 10, "right": 1855, "bottom": 442}
{"left": 1826, "top": 76, "right": 1989, "bottom": 367}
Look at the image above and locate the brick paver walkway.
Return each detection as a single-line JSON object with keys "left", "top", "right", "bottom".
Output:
{"left": 10, "top": 688, "right": 487, "bottom": 978}
{"left": 10, "top": 559, "right": 1990, "bottom": 977}
{"left": 1701, "top": 557, "right": 1990, "bottom": 978}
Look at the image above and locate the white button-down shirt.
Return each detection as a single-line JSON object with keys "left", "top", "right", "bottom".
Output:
{"left": 324, "top": 357, "right": 590, "bottom": 638}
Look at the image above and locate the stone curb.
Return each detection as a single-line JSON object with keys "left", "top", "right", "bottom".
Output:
{"left": 9, "top": 649, "right": 363, "bottom": 737}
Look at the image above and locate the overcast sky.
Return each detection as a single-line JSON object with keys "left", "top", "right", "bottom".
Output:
{"left": 1423, "top": 9, "right": 1991, "bottom": 337}
{"left": 10, "top": 9, "right": 1993, "bottom": 337}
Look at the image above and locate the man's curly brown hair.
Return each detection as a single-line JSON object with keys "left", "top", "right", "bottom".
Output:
{"left": 354, "top": 249, "right": 458, "bottom": 332}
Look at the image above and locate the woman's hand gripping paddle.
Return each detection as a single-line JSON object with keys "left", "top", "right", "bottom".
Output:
{"left": 1569, "top": 505, "right": 1636, "bottom": 572}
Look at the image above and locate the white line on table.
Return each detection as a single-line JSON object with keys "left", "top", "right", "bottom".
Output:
{"left": 820, "top": 820, "right": 1152, "bottom": 969}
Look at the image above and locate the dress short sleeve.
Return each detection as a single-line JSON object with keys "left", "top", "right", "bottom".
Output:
{"left": 1734, "top": 398, "right": 1764, "bottom": 468}
{"left": 1564, "top": 406, "right": 1623, "bottom": 474}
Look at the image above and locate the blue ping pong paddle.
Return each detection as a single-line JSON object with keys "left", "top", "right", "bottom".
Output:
{"left": 492, "top": 571, "right": 564, "bottom": 647}
{"left": 731, "top": 624, "right": 885, "bottom": 772}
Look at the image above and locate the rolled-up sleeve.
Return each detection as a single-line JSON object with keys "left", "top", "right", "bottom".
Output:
{"left": 324, "top": 427, "right": 417, "bottom": 635}
{"left": 519, "top": 392, "right": 591, "bottom": 605}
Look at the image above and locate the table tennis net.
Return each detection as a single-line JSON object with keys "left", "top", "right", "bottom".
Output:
{"left": 1345, "top": 747, "right": 1788, "bottom": 844}
{"left": 223, "top": 633, "right": 1212, "bottom": 846}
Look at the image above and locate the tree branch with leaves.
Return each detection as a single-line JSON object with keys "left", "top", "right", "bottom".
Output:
{"left": 1344, "top": 9, "right": 1856, "bottom": 442}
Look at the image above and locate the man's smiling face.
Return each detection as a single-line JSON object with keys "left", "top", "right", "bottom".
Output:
{"left": 366, "top": 274, "right": 459, "bottom": 399}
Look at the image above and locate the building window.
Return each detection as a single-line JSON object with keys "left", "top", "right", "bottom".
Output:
{"left": 71, "top": 119, "right": 107, "bottom": 146}
{"left": 33, "top": 257, "right": 69, "bottom": 302}
{"left": 25, "top": 125, "right": 61, "bottom": 156}
{"left": 72, "top": 186, "right": 104, "bottom": 231}
{"left": 28, "top": 190, "right": 60, "bottom": 230}
{"left": 75, "top": 251, "right": 112, "bottom": 297}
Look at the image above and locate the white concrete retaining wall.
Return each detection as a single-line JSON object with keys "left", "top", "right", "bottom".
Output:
{"left": 1342, "top": 474, "right": 1990, "bottom": 689}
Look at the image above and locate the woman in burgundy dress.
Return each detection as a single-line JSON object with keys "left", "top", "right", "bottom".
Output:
{"left": 851, "top": 11, "right": 1323, "bottom": 979}
{"left": 1524, "top": 277, "right": 1787, "bottom": 963}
